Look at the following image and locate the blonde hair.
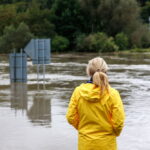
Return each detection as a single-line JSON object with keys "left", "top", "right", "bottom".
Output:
{"left": 86, "top": 57, "right": 109, "bottom": 94}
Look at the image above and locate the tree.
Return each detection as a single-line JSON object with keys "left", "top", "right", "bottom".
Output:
{"left": 141, "top": 1, "right": 150, "bottom": 23}
{"left": 0, "top": 4, "right": 17, "bottom": 35}
{"left": 79, "top": 0, "right": 150, "bottom": 48}
{"left": 35, "top": 0, "right": 55, "bottom": 9}
{"left": 17, "top": 0, "right": 55, "bottom": 37}
{"left": 78, "top": 0, "right": 102, "bottom": 32}
{"left": 79, "top": 0, "right": 140, "bottom": 35}
{"left": 0, "top": 22, "right": 33, "bottom": 53}
{"left": 51, "top": 0, "right": 88, "bottom": 48}
{"left": 0, "top": 0, "right": 13, "bottom": 4}
{"left": 52, "top": 35, "right": 69, "bottom": 52}
{"left": 130, "top": 23, "right": 150, "bottom": 47}
{"left": 76, "top": 32, "right": 118, "bottom": 52}
{"left": 115, "top": 33, "right": 129, "bottom": 50}
{"left": 137, "top": 0, "right": 148, "bottom": 6}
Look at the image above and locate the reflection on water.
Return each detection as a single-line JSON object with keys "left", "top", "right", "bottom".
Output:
{"left": 27, "top": 94, "right": 51, "bottom": 127}
{"left": 11, "top": 83, "right": 28, "bottom": 111}
{"left": 10, "top": 83, "right": 51, "bottom": 127}
{"left": 0, "top": 53, "right": 150, "bottom": 150}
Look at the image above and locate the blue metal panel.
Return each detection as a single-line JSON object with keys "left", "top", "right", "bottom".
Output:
{"left": 24, "top": 39, "right": 51, "bottom": 65}
{"left": 9, "top": 53, "right": 27, "bottom": 82}
{"left": 24, "top": 39, "right": 35, "bottom": 59}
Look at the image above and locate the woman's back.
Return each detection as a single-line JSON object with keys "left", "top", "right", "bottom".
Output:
{"left": 66, "top": 57, "right": 125, "bottom": 150}
{"left": 77, "top": 83, "right": 115, "bottom": 138}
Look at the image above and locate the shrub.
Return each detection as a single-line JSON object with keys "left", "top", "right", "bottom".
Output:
{"left": 75, "top": 32, "right": 118, "bottom": 52}
{"left": 52, "top": 35, "right": 69, "bottom": 52}
{"left": 130, "top": 24, "right": 150, "bottom": 48}
{"left": 75, "top": 33, "right": 86, "bottom": 51}
{"left": 115, "top": 32, "right": 129, "bottom": 50}
{"left": 102, "top": 37, "right": 119, "bottom": 52}
{"left": 90, "top": 32, "right": 108, "bottom": 52}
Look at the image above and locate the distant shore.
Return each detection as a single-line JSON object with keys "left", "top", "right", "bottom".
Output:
{"left": 1, "top": 48, "right": 150, "bottom": 55}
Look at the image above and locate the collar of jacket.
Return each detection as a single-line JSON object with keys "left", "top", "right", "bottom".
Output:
{"left": 87, "top": 77, "right": 93, "bottom": 83}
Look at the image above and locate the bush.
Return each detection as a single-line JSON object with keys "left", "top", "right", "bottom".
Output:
{"left": 76, "top": 32, "right": 118, "bottom": 52}
{"left": 115, "top": 32, "right": 129, "bottom": 50}
{"left": 52, "top": 35, "right": 69, "bottom": 52}
{"left": 75, "top": 33, "right": 86, "bottom": 51}
{"left": 103, "top": 37, "right": 119, "bottom": 52}
{"left": 0, "top": 22, "right": 33, "bottom": 53}
{"left": 130, "top": 24, "right": 150, "bottom": 48}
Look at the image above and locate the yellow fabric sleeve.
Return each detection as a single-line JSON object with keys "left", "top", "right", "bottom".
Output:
{"left": 66, "top": 87, "right": 79, "bottom": 129}
{"left": 110, "top": 90, "right": 125, "bottom": 136}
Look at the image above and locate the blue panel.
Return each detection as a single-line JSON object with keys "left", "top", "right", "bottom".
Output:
{"left": 24, "top": 39, "right": 35, "bottom": 59}
{"left": 24, "top": 39, "right": 51, "bottom": 65}
{"left": 9, "top": 53, "right": 27, "bottom": 82}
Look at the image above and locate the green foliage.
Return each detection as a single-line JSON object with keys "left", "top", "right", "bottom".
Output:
{"left": 137, "top": 0, "right": 147, "bottom": 6}
{"left": 130, "top": 23, "right": 150, "bottom": 48}
{"left": 115, "top": 33, "right": 129, "bottom": 50}
{"left": 22, "top": 1, "right": 55, "bottom": 37}
{"left": 0, "top": 22, "right": 33, "bottom": 53}
{"left": 141, "top": 1, "right": 150, "bottom": 23}
{"left": 75, "top": 33, "right": 86, "bottom": 51}
{"left": 35, "top": 0, "right": 55, "bottom": 9}
{"left": 0, "top": 4, "right": 17, "bottom": 35}
{"left": 0, "top": 0, "right": 150, "bottom": 53}
{"left": 102, "top": 37, "right": 119, "bottom": 52}
{"left": 79, "top": 0, "right": 141, "bottom": 35}
{"left": 52, "top": 35, "right": 69, "bottom": 52}
{"left": 76, "top": 32, "right": 118, "bottom": 52}
{"left": 78, "top": 0, "right": 150, "bottom": 50}
{"left": 15, "top": 2, "right": 29, "bottom": 13}
{"left": 0, "top": 0, "right": 13, "bottom": 4}
{"left": 52, "top": 0, "right": 87, "bottom": 47}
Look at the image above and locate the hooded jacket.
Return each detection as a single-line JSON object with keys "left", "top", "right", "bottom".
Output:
{"left": 66, "top": 83, "right": 125, "bottom": 150}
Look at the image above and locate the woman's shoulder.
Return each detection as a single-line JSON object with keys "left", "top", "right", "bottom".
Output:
{"left": 76, "top": 83, "right": 94, "bottom": 89}
{"left": 109, "top": 87, "right": 120, "bottom": 98}
{"left": 108, "top": 87, "right": 122, "bottom": 105}
{"left": 73, "top": 83, "right": 96, "bottom": 94}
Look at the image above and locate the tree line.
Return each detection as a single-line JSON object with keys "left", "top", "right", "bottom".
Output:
{"left": 0, "top": 0, "right": 150, "bottom": 53}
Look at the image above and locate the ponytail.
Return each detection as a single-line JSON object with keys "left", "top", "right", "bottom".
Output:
{"left": 93, "top": 71, "right": 109, "bottom": 95}
{"left": 87, "top": 57, "right": 109, "bottom": 94}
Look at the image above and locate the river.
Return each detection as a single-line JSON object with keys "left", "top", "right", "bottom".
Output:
{"left": 0, "top": 53, "right": 150, "bottom": 150}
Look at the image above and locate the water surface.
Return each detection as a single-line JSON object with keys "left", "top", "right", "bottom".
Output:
{"left": 0, "top": 53, "right": 150, "bottom": 150}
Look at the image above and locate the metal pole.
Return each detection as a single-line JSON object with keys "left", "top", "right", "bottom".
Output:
{"left": 37, "top": 64, "right": 40, "bottom": 91}
{"left": 37, "top": 39, "right": 40, "bottom": 91}
{"left": 14, "top": 49, "right": 16, "bottom": 82}
{"left": 21, "top": 49, "right": 23, "bottom": 82}
{"left": 43, "top": 65, "right": 46, "bottom": 90}
{"left": 149, "top": 16, "right": 150, "bottom": 31}
{"left": 43, "top": 40, "right": 46, "bottom": 90}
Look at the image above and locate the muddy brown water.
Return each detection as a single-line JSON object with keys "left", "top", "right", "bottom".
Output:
{"left": 0, "top": 53, "right": 150, "bottom": 150}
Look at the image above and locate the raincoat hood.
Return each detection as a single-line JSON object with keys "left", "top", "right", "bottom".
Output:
{"left": 79, "top": 83, "right": 107, "bottom": 102}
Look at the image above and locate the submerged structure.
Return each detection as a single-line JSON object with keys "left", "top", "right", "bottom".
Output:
{"left": 9, "top": 39, "right": 51, "bottom": 84}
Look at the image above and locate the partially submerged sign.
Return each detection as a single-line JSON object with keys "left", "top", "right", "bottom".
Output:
{"left": 24, "top": 39, "right": 51, "bottom": 64}
{"left": 9, "top": 53, "right": 27, "bottom": 82}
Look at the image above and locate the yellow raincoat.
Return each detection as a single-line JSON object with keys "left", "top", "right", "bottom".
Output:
{"left": 66, "top": 83, "right": 125, "bottom": 150}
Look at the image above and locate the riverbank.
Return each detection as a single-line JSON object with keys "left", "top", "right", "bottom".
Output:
{"left": 117, "top": 48, "right": 150, "bottom": 53}
{"left": 1, "top": 48, "right": 150, "bottom": 56}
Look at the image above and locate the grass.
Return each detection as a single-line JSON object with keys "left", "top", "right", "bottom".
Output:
{"left": 118, "top": 48, "right": 150, "bottom": 53}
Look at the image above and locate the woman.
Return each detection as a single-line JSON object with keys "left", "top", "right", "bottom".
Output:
{"left": 66, "top": 57, "right": 125, "bottom": 150}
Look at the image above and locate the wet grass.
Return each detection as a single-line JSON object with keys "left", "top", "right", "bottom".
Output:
{"left": 117, "top": 48, "right": 150, "bottom": 53}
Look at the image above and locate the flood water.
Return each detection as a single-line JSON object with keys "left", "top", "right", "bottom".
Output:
{"left": 0, "top": 53, "right": 150, "bottom": 150}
